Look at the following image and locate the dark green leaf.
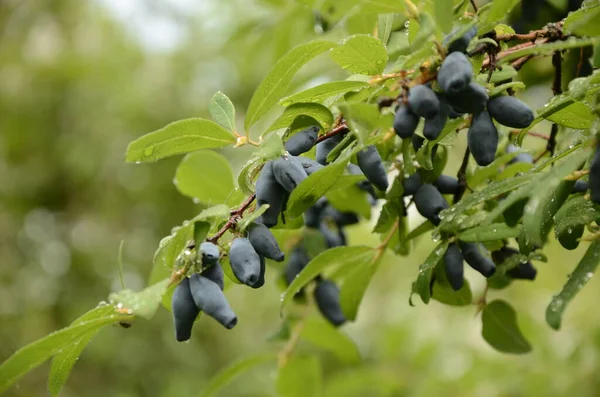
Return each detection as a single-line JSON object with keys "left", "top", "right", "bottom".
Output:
{"left": 174, "top": 151, "right": 235, "bottom": 204}
{"left": 47, "top": 305, "right": 120, "bottom": 397}
{"left": 330, "top": 35, "right": 389, "bottom": 75}
{"left": 209, "top": 91, "right": 236, "bottom": 132}
{"left": 245, "top": 40, "right": 335, "bottom": 129}
{"left": 554, "top": 195, "right": 600, "bottom": 238}
{"left": 281, "top": 246, "right": 374, "bottom": 311}
{"left": 415, "top": 241, "right": 449, "bottom": 304}
{"left": 457, "top": 223, "right": 522, "bottom": 242}
{"left": 485, "top": 0, "right": 523, "bottom": 24}
{"left": 286, "top": 159, "right": 348, "bottom": 219}
{"left": 481, "top": 300, "right": 532, "bottom": 354}
{"left": 265, "top": 103, "right": 334, "bottom": 134}
{"left": 563, "top": 4, "right": 600, "bottom": 37}
{"left": 108, "top": 279, "right": 170, "bottom": 320}
{"left": 300, "top": 317, "right": 361, "bottom": 364}
{"left": 544, "top": 101, "right": 596, "bottom": 129}
{"left": 432, "top": 265, "right": 472, "bottom": 306}
{"left": 126, "top": 118, "right": 236, "bottom": 163}
{"left": 546, "top": 240, "right": 600, "bottom": 330}
{"left": 522, "top": 149, "right": 588, "bottom": 247}
{"left": 198, "top": 354, "right": 276, "bottom": 397}
{"left": 279, "top": 81, "right": 369, "bottom": 107}
{"left": 0, "top": 305, "right": 132, "bottom": 394}
{"left": 339, "top": 253, "right": 379, "bottom": 321}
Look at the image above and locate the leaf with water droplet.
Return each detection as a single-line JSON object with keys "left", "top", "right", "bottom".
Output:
{"left": 330, "top": 34, "right": 389, "bottom": 76}
{"left": 414, "top": 241, "right": 449, "bottom": 304}
{"left": 546, "top": 240, "right": 600, "bottom": 330}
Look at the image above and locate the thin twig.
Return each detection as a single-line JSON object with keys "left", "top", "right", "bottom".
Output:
{"left": 546, "top": 51, "right": 562, "bottom": 158}
{"left": 469, "top": 0, "right": 478, "bottom": 12}
{"left": 454, "top": 147, "right": 471, "bottom": 204}
{"left": 316, "top": 123, "right": 349, "bottom": 144}
{"left": 208, "top": 194, "right": 256, "bottom": 243}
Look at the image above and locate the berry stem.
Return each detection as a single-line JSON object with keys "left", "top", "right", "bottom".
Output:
{"left": 453, "top": 147, "right": 471, "bottom": 204}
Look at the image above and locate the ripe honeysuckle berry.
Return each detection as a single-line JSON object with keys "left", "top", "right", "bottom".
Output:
{"left": 255, "top": 161, "right": 287, "bottom": 228}
{"left": 434, "top": 175, "right": 459, "bottom": 195}
{"left": 314, "top": 279, "right": 346, "bottom": 327}
{"left": 229, "top": 237, "right": 263, "bottom": 288}
{"left": 321, "top": 205, "right": 359, "bottom": 227}
{"left": 393, "top": 105, "right": 419, "bottom": 139}
{"left": 316, "top": 132, "right": 345, "bottom": 165}
{"left": 468, "top": 111, "right": 498, "bottom": 167}
{"left": 446, "top": 26, "right": 477, "bottom": 54}
{"left": 506, "top": 143, "right": 534, "bottom": 164}
{"left": 414, "top": 184, "right": 449, "bottom": 225}
{"left": 446, "top": 82, "right": 488, "bottom": 114}
{"left": 491, "top": 246, "right": 537, "bottom": 281}
{"left": 487, "top": 95, "right": 534, "bottom": 129}
{"left": 437, "top": 52, "right": 473, "bottom": 95}
{"left": 423, "top": 94, "right": 449, "bottom": 140}
{"left": 296, "top": 156, "right": 324, "bottom": 175}
{"left": 444, "top": 243, "right": 464, "bottom": 291}
{"left": 199, "top": 242, "right": 220, "bottom": 265}
{"left": 408, "top": 85, "right": 440, "bottom": 119}
{"left": 171, "top": 277, "right": 200, "bottom": 342}
{"left": 357, "top": 145, "right": 389, "bottom": 191}
{"left": 284, "top": 125, "right": 319, "bottom": 155}
{"left": 283, "top": 246, "right": 310, "bottom": 286}
{"left": 247, "top": 222, "right": 285, "bottom": 262}
{"left": 319, "top": 222, "right": 347, "bottom": 248}
{"left": 272, "top": 155, "right": 307, "bottom": 192}
{"left": 459, "top": 242, "right": 496, "bottom": 278}
{"left": 189, "top": 273, "right": 237, "bottom": 329}
{"left": 201, "top": 262, "right": 225, "bottom": 291}
{"left": 403, "top": 172, "right": 423, "bottom": 196}
{"left": 571, "top": 179, "right": 589, "bottom": 194}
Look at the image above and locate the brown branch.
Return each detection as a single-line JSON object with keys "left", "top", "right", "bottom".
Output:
{"left": 509, "top": 130, "right": 550, "bottom": 140}
{"left": 453, "top": 147, "right": 471, "bottom": 204}
{"left": 208, "top": 194, "right": 256, "bottom": 243}
{"left": 511, "top": 55, "right": 535, "bottom": 71}
{"left": 316, "top": 123, "right": 349, "bottom": 143}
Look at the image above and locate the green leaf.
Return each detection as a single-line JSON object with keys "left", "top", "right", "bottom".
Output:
{"left": 256, "top": 133, "right": 284, "bottom": 160}
{"left": 415, "top": 241, "right": 449, "bottom": 304}
{"left": 487, "top": 81, "right": 525, "bottom": 97}
{"left": 522, "top": 149, "right": 588, "bottom": 248}
{"left": 286, "top": 159, "right": 348, "bottom": 219}
{"left": 485, "top": 0, "right": 520, "bottom": 24}
{"left": 265, "top": 103, "right": 334, "bottom": 134}
{"left": 434, "top": 0, "right": 453, "bottom": 33}
{"left": 47, "top": 305, "right": 120, "bottom": 397}
{"left": 467, "top": 151, "right": 523, "bottom": 188}
{"left": 457, "top": 223, "right": 522, "bottom": 242}
{"left": 174, "top": 151, "right": 235, "bottom": 204}
{"left": 432, "top": 265, "right": 472, "bottom": 306}
{"left": 108, "top": 279, "right": 170, "bottom": 319}
{"left": 359, "top": 0, "right": 405, "bottom": 14}
{"left": 245, "top": 40, "right": 335, "bottom": 129}
{"left": 438, "top": 174, "right": 536, "bottom": 231}
{"left": 563, "top": 4, "right": 600, "bottom": 37}
{"left": 281, "top": 246, "right": 374, "bottom": 311}
{"left": 126, "top": 118, "right": 236, "bottom": 163}
{"left": 194, "top": 221, "right": 210, "bottom": 260}
{"left": 326, "top": 184, "right": 372, "bottom": 219}
{"left": 237, "top": 158, "right": 264, "bottom": 195}
{"left": 481, "top": 300, "right": 532, "bottom": 354}
{"left": 277, "top": 355, "right": 322, "bottom": 397}
{"left": 546, "top": 240, "right": 600, "bottom": 330}
{"left": 0, "top": 305, "right": 132, "bottom": 394}
{"left": 149, "top": 224, "right": 193, "bottom": 285}
{"left": 544, "top": 101, "right": 596, "bottom": 129}
{"left": 554, "top": 195, "right": 600, "bottom": 238}
{"left": 279, "top": 81, "right": 369, "bottom": 107}
{"left": 377, "top": 14, "right": 394, "bottom": 45}
{"left": 339, "top": 252, "right": 379, "bottom": 321}
{"left": 300, "top": 317, "right": 361, "bottom": 364}
{"left": 209, "top": 91, "right": 236, "bottom": 132}
{"left": 236, "top": 205, "right": 269, "bottom": 233}
{"left": 198, "top": 353, "right": 276, "bottom": 397}
{"left": 330, "top": 35, "right": 389, "bottom": 76}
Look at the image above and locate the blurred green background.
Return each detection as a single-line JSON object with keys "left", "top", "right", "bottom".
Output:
{"left": 1, "top": 0, "right": 599, "bottom": 396}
